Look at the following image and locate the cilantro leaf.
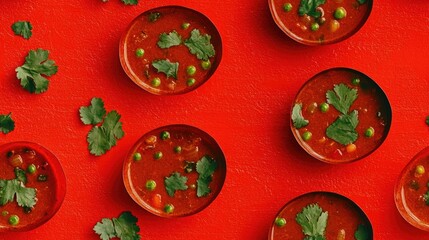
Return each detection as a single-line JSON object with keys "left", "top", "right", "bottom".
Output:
{"left": 87, "top": 126, "right": 112, "bottom": 156}
{"left": 196, "top": 155, "right": 217, "bottom": 197}
{"left": 152, "top": 59, "right": 179, "bottom": 79}
{"left": 326, "top": 83, "right": 358, "bottom": 115}
{"left": 424, "top": 191, "right": 429, "bottom": 205}
{"left": 426, "top": 116, "right": 429, "bottom": 126}
{"left": 326, "top": 110, "right": 359, "bottom": 145}
{"left": 102, "top": 111, "right": 124, "bottom": 140}
{"left": 0, "top": 113, "right": 15, "bottom": 134}
{"left": 148, "top": 12, "right": 161, "bottom": 22}
{"left": 80, "top": 97, "right": 106, "bottom": 125}
{"left": 164, "top": 172, "right": 188, "bottom": 197}
{"left": 14, "top": 168, "right": 27, "bottom": 184}
{"left": 15, "top": 48, "right": 58, "bottom": 94}
{"left": 93, "top": 212, "right": 140, "bottom": 240}
{"left": 357, "top": 0, "right": 367, "bottom": 4}
{"left": 298, "top": 0, "right": 326, "bottom": 18}
{"left": 292, "top": 103, "right": 309, "bottom": 129}
{"left": 0, "top": 179, "right": 37, "bottom": 208}
{"left": 121, "top": 0, "right": 138, "bottom": 5}
{"left": 354, "top": 224, "right": 371, "bottom": 240}
{"left": 157, "top": 31, "right": 182, "bottom": 49}
{"left": 11, "top": 21, "right": 32, "bottom": 39}
{"left": 296, "top": 203, "right": 328, "bottom": 239}
{"left": 184, "top": 29, "right": 215, "bottom": 61}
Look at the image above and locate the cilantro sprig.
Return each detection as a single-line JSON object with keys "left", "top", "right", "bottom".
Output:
{"left": 15, "top": 48, "right": 58, "bottom": 94}
{"left": 326, "top": 83, "right": 358, "bottom": 115}
{"left": 354, "top": 224, "right": 371, "bottom": 240}
{"left": 298, "top": 0, "right": 326, "bottom": 18}
{"left": 292, "top": 103, "right": 309, "bottom": 129}
{"left": 11, "top": 21, "right": 33, "bottom": 39}
{"left": 184, "top": 29, "right": 216, "bottom": 61}
{"left": 0, "top": 113, "right": 15, "bottom": 134}
{"left": 164, "top": 172, "right": 188, "bottom": 197}
{"left": 0, "top": 169, "right": 37, "bottom": 209}
{"left": 296, "top": 203, "right": 328, "bottom": 240}
{"left": 121, "top": 0, "right": 138, "bottom": 5}
{"left": 79, "top": 98, "right": 124, "bottom": 156}
{"left": 93, "top": 211, "right": 141, "bottom": 240}
{"left": 152, "top": 59, "right": 179, "bottom": 79}
{"left": 157, "top": 31, "right": 182, "bottom": 49}
{"left": 196, "top": 155, "right": 217, "bottom": 197}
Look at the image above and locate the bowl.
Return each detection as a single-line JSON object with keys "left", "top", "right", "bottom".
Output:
{"left": 394, "top": 146, "right": 429, "bottom": 231}
{"left": 119, "top": 6, "right": 222, "bottom": 95}
{"left": 123, "top": 124, "right": 226, "bottom": 217}
{"left": 290, "top": 67, "right": 392, "bottom": 163}
{"left": 269, "top": 191, "right": 373, "bottom": 239}
{"left": 0, "top": 141, "right": 66, "bottom": 232}
{"left": 268, "top": 0, "right": 373, "bottom": 45}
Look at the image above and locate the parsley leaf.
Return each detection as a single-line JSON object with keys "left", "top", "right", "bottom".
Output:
{"left": 196, "top": 155, "right": 217, "bottom": 197}
{"left": 152, "top": 59, "right": 179, "bottom": 79}
{"left": 164, "top": 172, "right": 188, "bottom": 197}
{"left": 157, "top": 31, "right": 182, "bottom": 49}
{"left": 14, "top": 168, "right": 27, "bottom": 184}
{"left": 0, "top": 179, "right": 37, "bottom": 208}
{"left": 326, "top": 83, "right": 358, "bottom": 115}
{"left": 121, "top": 0, "right": 138, "bottom": 5}
{"left": 15, "top": 48, "right": 58, "bottom": 94}
{"left": 11, "top": 21, "right": 33, "bottom": 39}
{"left": 79, "top": 97, "right": 106, "bottom": 125}
{"left": 184, "top": 29, "right": 215, "bottom": 61}
{"left": 298, "top": 0, "right": 326, "bottom": 18}
{"left": 326, "top": 110, "right": 359, "bottom": 145}
{"left": 296, "top": 203, "right": 328, "bottom": 239}
{"left": 93, "top": 211, "right": 141, "bottom": 240}
{"left": 0, "top": 113, "right": 15, "bottom": 134}
{"left": 354, "top": 224, "right": 371, "bottom": 240}
{"left": 292, "top": 103, "right": 309, "bottom": 129}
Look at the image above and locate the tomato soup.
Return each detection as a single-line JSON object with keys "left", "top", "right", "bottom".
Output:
{"left": 269, "top": 0, "right": 372, "bottom": 45}
{"left": 291, "top": 68, "right": 391, "bottom": 163}
{"left": 395, "top": 147, "right": 429, "bottom": 231}
{"left": 0, "top": 142, "right": 65, "bottom": 231}
{"left": 269, "top": 192, "right": 372, "bottom": 240}
{"left": 119, "top": 6, "right": 222, "bottom": 95}
{"left": 123, "top": 125, "right": 226, "bottom": 217}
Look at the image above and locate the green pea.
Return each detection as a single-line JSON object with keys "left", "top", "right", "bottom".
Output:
{"left": 174, "top": 146, "right": 182, "bottom": 153}
{"left": 133, "top": 152, "right": 142, "bottom": 161}
{"left": 186, "top": 65, "right": 197, "bottom": 76}
{"left": 311, "top": 22, "right": 320, "bottom": 31}
{"left": 8, "top": 215, "right": 19, "bottom": 226}
{"left": 27, "top": 164, "right": 36, "bottom": 174}
{"left": 160, "top": 131, "right": 170, "bottom": 140}
{"left": 334, "top": 7, "right": 347, "bottom": 20}
{"left": 302, "top": 131, "right": 312, "bottom": 141}
{"left": 187, "top": 78, "right": 196, "bottom": 86}
{"left": 181, "top": 22, "right": 190, "bottom": 30}
{"left": 153, "top": 151, "right": 163, "bottom": 160}
{"left": 201, "top": 60, "right": 211, "bottom": 70}
{"left": 275, "top": 217, "right": 286, "bottom": 227}
{"left": 352, "top": 78, "right": 360, "bottom": 85}
{"left": 145, "top": 180, "right": 156, "bottom": 190}
{"left": 416, "top": 165, "right": 425, "bottom": 175}
{"left": 320, "top": 103, "right": 329, "bottom": 113}
{"left": 135, "top": 48, "right": 145, "bottom": 58}
{"left": 164, "top": 204, "right": 174, "bottom": 214}
{"left": 283, "top": 3, "right": 292, "bottom": 12}
{"left": 364, "top": 127, "right": 374, "bottom": 138}
{"left": 151, "top": 77, "right": 161, "bottom": 87}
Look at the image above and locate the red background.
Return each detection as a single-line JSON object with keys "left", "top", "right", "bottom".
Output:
{"left": 0, "top": 0, "right": 428, "bottom": 239}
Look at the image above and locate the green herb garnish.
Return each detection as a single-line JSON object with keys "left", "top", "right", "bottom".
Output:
{"left": 326, "top": 83, "right": 358, "bottom": 115}
{"left": 93, "top": 211, "right": 141, "bottom": 240}
{"left": 326, "top": 110, "right": 359, "bottom": 145}
{"left": 14, "top": 168, "right": 27, "bottom": 184}
{"left": 292, "top": 103, "right": 309, "bottom": 129}
{"left": 357, "top": 0, "right": 367, "bottom": 4}
{"left": 79, "top": 97, "right": 106, "bottom": 125}
{"left": 164, "top": 172, "right": 188, "bottom": 197}
{"left": 11, "top": 21, "right": 32, "bottom": 39}
{"left": 0, "top": 113, "right": 15, "bottom": 134}
{"left": 148, "top": 12, "right": 161, "bottom": 22}
{"left": 157, "top": 31, "right": 182, "bottom": 49}
{"left": 152, "top": 59, "right": 179, "bottom": 79}
{"left": 196, "top": 155, "right": 217, "bottom": 197}
{"left": 354, "top": 224, "right": 371, "bottom": 240}
{"left": 15, "top": 48, "right": 58, "bottom": 94}
{"left": 426, "top": 116, "right": 429, "bottom": 126}
{"left": 0, "top": 179, "right": 36, "bottom": 209}
{"left": 298, "top": 0, "right": 326, "bottom": 18}
{"left": 184, "top": 29, "right": 215, "bottom": 61}
{"left": 121, "top": 0, "right": 138, "bottom": 5}
{"left": 296, "top": 203, "right": 328, "bottom": 240}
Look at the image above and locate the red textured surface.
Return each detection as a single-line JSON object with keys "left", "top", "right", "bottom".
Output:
{"left": 0, "top": 0, "right": 428, "bottom": 239}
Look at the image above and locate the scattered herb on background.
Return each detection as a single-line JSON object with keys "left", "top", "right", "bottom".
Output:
{"left": 184, "top": 29, "right": 215, "bottom": 61}
{"left": 298, "top": 0, "right": 326, "bottom": 18}
{"left": 292, "top": 103, "right": 309, "bottom": 129}
{"left": 152, "top": 59, "right": 179, "bottom": 79}
{"left": 121, "top": 0, "right": 138, "bottom": 5}
{"left": 196, "top": 155, "right": 217, "bottom": 197}
{"left": 79, "top": 98, "right": 106, "bottom": 125}
{"left": 295, "top": 203, "right": 328, "bottom": 240}
{"left": 0, "top": 113, "right": 15, "bottom": 134}
{"left": 164, "top": 172, "right": 188, "bottom": 197}
{"left": 354, "top": 224, "right": 371, "bottom": 240}
{"left": 157, "top": 31, "right": 182, "bottom": 49}
{"left": 326, "top": 110, "right": 359, "bottom": 145}
{"left": 93, "top": 211, "right": 141, "bottom": 240}
{"left": 11, "top": 21, "right": 33, "bottom": 39}
{"left": 0, "top": 178, "right": 37, "bottom": 209}
{"left": 326, "top": 83, "right": 358, "bottom": 115}
{"left": 15, "top": 48, "right": 58, "bottom": 94}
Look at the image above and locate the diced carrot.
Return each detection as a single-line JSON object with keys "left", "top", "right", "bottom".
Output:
{"left": 346, "top": 143, "right": 357, "bottom": 153}
{"left": 152, "top": 194, "right": 162, "bottom": 208}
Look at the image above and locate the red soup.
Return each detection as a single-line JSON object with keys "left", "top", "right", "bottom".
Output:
{"left": 395, "top": 147, "right": 429, "bottom": 231}
{"left": 119, "top": 6, "right": 222, "bottom": 95}
{"left": 269, "top": 0, "right": 372, "bottom": 45}
{"left": 291, "top": 68, "right": 391, "bottom": 163}
{"left": 0, "top": 142, "right": 66, "bottom": 231}
{"left": 123, "top": 125, "right": 226, "bottom": 217}
{"left": 269, "top": 192, "right": 373, "bottom": 240}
